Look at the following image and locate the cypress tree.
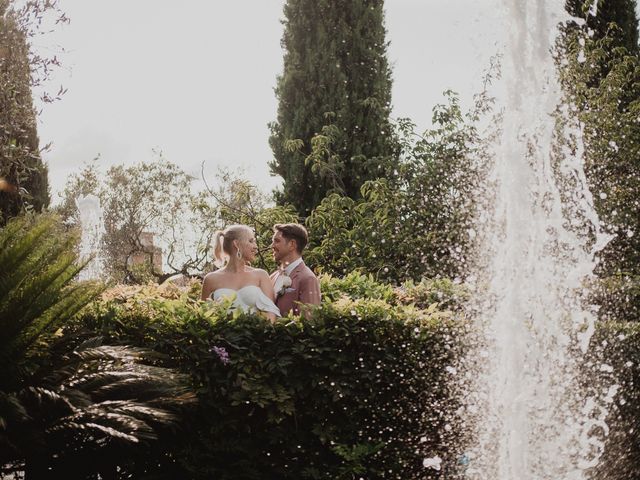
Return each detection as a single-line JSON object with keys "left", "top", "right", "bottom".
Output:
{"left": 269, "top": 0, "right": 394, "bottom": 217}
{"left": 0, "top": 1, "right": 49, "bottom": 225}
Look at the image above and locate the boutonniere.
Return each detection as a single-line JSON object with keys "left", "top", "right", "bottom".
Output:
{"left": 274, "top": 270, "right": 292, "bottom": 297}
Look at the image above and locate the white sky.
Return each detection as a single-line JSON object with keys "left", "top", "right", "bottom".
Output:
{"left": 32, "top": 1, "right": 581, "bottom": 202}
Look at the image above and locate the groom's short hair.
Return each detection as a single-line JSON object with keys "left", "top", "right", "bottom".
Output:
{"left": 274, "top": 223, "right": 308, "bottom": 254}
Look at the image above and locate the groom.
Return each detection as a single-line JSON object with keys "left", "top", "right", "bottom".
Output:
{"left": 270, "top": 223, "right": 321, "bottom": 316}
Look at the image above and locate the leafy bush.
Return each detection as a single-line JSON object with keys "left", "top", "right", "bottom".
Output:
{"left": 559, "top": 20, "right": 640, "bottom": 323}
{"left": 320, "top": 272, "right": 396, "bottom": 304}
{"left": 0, "top": 214, "right": 100, "bottom": 388}
{"left": 305, "top": 90, "right": 492, "bottom": 284}
{"left": 0, "top": 214, "right": 196, "bottom": 479}
{"left": 70, "top": 285, "right": 465, "bottom": 479}
{"left": 594, "top": 274, "right": 640, "bottom": 323}
{"left": 396, "top": 278, "right": 469, "bottom": 312}
{"left": 582, "top": 321, "right": 640, "bottom": 480}
{"left": 320, "top": 273, "right": 469, "bottom": 314}
{"left": 27, "top": 257, "right": 640, "bottom": 480}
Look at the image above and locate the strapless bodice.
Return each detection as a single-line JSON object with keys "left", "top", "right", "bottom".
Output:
{"left": 212, "top": 285, "right": 280, "bottom": 317}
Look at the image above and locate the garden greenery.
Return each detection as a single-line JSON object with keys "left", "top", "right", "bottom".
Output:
{"left": 3, "top": 0, "right": 640, "bottom": 478}
{"left": 0, "top": 214, "right": 196, "bottom": 479}
{"left": 67, "top": 278, "right": 464, "bottom": 479}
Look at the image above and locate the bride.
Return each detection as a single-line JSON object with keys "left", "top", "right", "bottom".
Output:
{"left": 200, "top": 224, "right": 281, "bottom": 322}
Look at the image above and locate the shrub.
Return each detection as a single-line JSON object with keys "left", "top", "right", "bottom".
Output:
{"left": 61, "top": 274, "right": 640, "bottom": 479}
{"left": 584, "top": 321, "right": 640, "bottom": 480}
{"left": 396, "top": 278, "right": 469, "bottom": 312}
{"left": 0, "top": 214, "right": 196, "bottom": 479}
{"left": 593, "top": 274, "right": 640, "bottom": 323}
{"left": 320, "top": 273, "right": 469, "bottom": 313}
{"left": 70, "top": 285, "right": 465, "bottom": 479}
{"left": 320, "top": 272, "right": 396, "bottom": 304}
{"left": 304, "top": 91, "right": 492, "bottom": 285}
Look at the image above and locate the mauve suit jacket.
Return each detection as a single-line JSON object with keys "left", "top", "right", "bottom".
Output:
{"left": 270, "top": 260, "right": 321, "bottom": 316}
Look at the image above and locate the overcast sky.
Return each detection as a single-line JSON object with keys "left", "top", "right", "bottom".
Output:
{"left": 32, "top": 1, "right": 586, "bottom": 202}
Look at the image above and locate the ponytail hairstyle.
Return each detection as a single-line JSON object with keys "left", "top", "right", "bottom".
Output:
{"left": 212, "top": 230, "right": 226, "bottom": 268}
{"left": 212, "top": 224, "right": 252, "bottom": 268}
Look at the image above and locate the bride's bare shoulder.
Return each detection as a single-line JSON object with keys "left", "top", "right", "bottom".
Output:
{"left": 246, "top": 267, "right": 270, "bottom": 279}
{"left": 203, "top": 270, "right": 226, "bottom": 286}
{"left": 203, "top": 270, "right": 224, "bottom": 279}
{"left": 201, "top": 270, "right": 227, "bottom": 300}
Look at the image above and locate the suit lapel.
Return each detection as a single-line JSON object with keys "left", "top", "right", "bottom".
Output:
{"left": 289, "top": 261, "right": 305, "bottom": 285}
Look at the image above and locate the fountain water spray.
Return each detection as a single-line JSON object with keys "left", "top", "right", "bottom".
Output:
{"left": 462, "top": 1, "right": 615, "bottom": 478}
{"left": 76, "top": 194, "right": 105, "bottom": 281}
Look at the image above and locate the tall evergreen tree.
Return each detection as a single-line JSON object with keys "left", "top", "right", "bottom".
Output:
{"left": 269, "top": 0, "right": 395, "bottom": 217}
{"left": 0, "top": 1, "right": 49, "bottom": 225}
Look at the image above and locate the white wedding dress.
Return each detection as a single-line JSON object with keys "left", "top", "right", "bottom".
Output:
{"left": 212, "top": 285, "right": 281, "bottom": 317}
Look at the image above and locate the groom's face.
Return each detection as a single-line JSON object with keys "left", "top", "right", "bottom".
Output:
{"left": 271, "top": 231, "right": 294, "bottom": 263}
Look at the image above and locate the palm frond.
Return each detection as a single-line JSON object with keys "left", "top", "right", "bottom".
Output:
{"left": 63, "top": 345, "right": 188, "bottom": 394}
{"left": 47, "top": 420, "right": 144, "bottom": 445}
{"left": 16, "top": 387, "right": 75, "bottom": 422}
{"left": 72, "top": 344, "right": 156, "bottom": 363}
{"left": 0, "top": 215, "right": 196, "bottom": 475}
{"left": 3, "top": 341, "right": 196, "bottom": 473}
{"left": 0, "top": 391, "right": 28, "bottom": 426}
{"left": 17, "top": 281, "right": 104, "bottom": 353}
{"left": 0, "top": 214, "right": 100, "bottom": 387}
{"left": 1, "top": 250, "right": 82, "bottom": 342}
{"left": 0, "top": 215, "right": 58, "bottom": 299}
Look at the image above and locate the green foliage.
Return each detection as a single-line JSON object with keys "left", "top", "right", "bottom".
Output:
{"left": 0, "top": 214, "right": 101, "bottom": 388}
{"left": 60, "top": 156, "right": 220, "bottom": 283}
{"left": 0, "top": 2, "right": 56, "bottom": 224}
{"left": 0, "top": 340, "right": 196, "bottom": 479}
{"left": 320, "top": 273, "right": 469, "bottom": 314}
{"left": 559, "top": 6, "right": 640, "bottom": 321}
{"left": 397, "top": 278, "right": 469, "bottom": 312}
{"left": 320, "top": 272, "right": 396, "bottom": 304}
{"left": 269, "top": 0, "right": 396, "bottom": 216}
{"left": 0, "top": 214, "right": 196, "bottom": 478}
{"left": 580, "top": 320, "right": 640, "bottom": 479}
{"left": 70, "top": 282, "right": 464, "bottom": 479}
{"left": 332, "top": 441, "right": 384, "bottom": 479}
{"left": 565, "top": 0, "right": 639, "bottom": 54}
{"left": 594, "top": 274, "right": 640, "bottom": 322}
{"left": 306, "top": 91, "right": 491, "bottom": 283}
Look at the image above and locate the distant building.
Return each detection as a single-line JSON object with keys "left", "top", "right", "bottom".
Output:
{"left": 127, "top": 231, "right": 163, "bottom": 274}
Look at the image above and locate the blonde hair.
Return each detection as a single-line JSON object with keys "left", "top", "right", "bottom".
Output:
{"left": 212, "top": 224, "right": 253, "bottom": 267}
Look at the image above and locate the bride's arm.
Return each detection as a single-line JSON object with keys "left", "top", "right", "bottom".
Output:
{"left": 257, "top": 271, "right": 278, "bottom": 323}
{"left": 201, "top": 273, "right": 216, "bottom": 301}
{"left": 258, "top": 270, "right": 277, "bottom": 302}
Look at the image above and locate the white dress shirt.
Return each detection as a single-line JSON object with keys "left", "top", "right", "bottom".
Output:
{"left": 283, "top": 257, "right": 303, "bottom": 275}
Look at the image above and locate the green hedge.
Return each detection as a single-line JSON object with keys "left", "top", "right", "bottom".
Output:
{"left": 64, "top": 276, "right": 640, "bottom": 479}
{"left": 586, "top": 321, "right": 640, "bottom": 480}
{"left": 68, "top": 282, "right": 463, "bottom": 479}
{"left": 320, "top": 272, "right": 469, "bottom": 312}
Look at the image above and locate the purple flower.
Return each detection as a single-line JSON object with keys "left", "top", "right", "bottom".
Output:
{"left": 211, "top": 346, "right": 230, "bottom": 365}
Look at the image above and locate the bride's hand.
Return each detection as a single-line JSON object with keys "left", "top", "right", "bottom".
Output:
{"left": 262, "top": 311, "right": 277, "bottom": 324}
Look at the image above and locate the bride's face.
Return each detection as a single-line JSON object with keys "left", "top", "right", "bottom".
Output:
{"left": 238, "top": 232, "right": 258, "bottom": 263}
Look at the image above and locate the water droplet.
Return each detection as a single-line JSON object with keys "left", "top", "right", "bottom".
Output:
{"left": 423, "top": 455, "right": 442, "bottom": 470}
